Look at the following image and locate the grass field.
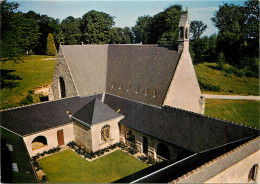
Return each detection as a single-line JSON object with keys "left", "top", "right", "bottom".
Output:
{"left": 194, "top": 62, "right": 259, "bottom": 95}
{"left": 39, "top": 149, "right": 149, "bottom": 183}
{"left": 205, "top": 99, "right": 259, "bottom": 128}
{"left": 0, "top": 55, "right": 56, "bottom": 110}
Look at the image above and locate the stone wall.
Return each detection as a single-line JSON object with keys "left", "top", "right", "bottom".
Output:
{"left": 120, "top": 124, "right": 192, "bottom": 162}
{"left": 73, "top": 122, "right": 93, "bottom": 151}
{"left": 51, "top": 48, "right": 78, "bottom": 100}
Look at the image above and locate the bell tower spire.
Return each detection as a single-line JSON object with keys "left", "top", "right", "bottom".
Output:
{"left": 178, "top": 10, "right": 190, "bottom": 52}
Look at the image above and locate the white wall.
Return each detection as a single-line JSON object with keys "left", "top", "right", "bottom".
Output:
{"left": 206, "top": 150, "right": 260, "bottom": 183}
{"left": 163, "top": 49, "right": 204, "bottom": 114}
{"left": 23, "top": 123, "right": 75, "bottom": 157}
{"left": 91, "top": 116, "right": 123, "bottom": 152}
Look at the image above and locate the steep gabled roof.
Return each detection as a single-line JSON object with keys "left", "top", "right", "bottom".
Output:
{"left": 104, "top": 93, "right": 258, "bottom": 153}
{"left": 61, "top": 45, "right": 181, "bottom": 106}
{"left": 72, "top": 98, "right": 121, "bottom": 126}
{"left": 0, "top": 95, "right": 102, "bottom": 136}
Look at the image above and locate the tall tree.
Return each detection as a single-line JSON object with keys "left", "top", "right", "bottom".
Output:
{"left": 211, "top": 0, "right": 259, "bottom": 68}
{"left": 61, "top": 16, "right": 81, "bottom": 45}
{"left": 80, "top": 10, "right": 114, "bottom": 44}
{"left": 132, "top": 15, "right": 151, "bottom": 43}
{"left": 46, "top": 33, "right": 57, "bottom": 56}
{"left": 1, "top": 1, "right": 40, "bottom": 61}
{"left": 190, "top": 21, "right": 207, "bottom": 39}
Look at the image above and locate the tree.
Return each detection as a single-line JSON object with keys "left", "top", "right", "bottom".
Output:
{"left": 190, "top": 21, "right": 207, "bottom": 39}
{"left": 211, "top": 0, "right": 259, "bottom": 68}
{"left": 61, "top": 16, "right": 81, "bottom": 45}
{"left": 1, "top": 1, "right": 40, "bottom": 61}
{"left": 132, "top": 15, "right": 152, "bottom": 43}
{"left": 46, "top": 33, "right": 56, "bottom": 56}
{"left": 80, "top": 10, "right": 114, "bottom": 44}
{"left": 147, "top": 5, "right": 182, "bottom": 45}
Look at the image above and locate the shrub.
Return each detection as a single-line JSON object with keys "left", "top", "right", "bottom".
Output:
{"left": 20, "top": 94, "right": 33, "bottom": 105}
{"left": 41, "top": 175, "right": 48, "bottom": 183}
{"left": 198, "top": 81, "right": 221, "bottom": 92}
{"left": 46, "top": 33, "right": 57, "bottom": 56}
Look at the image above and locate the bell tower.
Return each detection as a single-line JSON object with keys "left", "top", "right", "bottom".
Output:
{"left": 178, "top": 11, "right": 190, "bottom": 52}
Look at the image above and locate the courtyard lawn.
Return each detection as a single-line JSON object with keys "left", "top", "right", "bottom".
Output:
{"left": 205, "top": 99, "right": 259, "bottom": 128}
{"left": 38, "top": 149, "right": 149, "bottom": 183}
{"left": 0, "top": 55, "right": 56, "bottom": 110}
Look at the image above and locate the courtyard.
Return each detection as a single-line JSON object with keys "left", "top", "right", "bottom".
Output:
{"left": 38, "top": 149, "right": 149, "bottom": 183}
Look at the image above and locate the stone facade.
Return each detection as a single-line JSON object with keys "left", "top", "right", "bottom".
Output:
{"left": 51, "top": 48, "right": 78, "bottom": 100}
{"left": 73, "top": 122, "right": 93, "bottom": 151}
{"left": 23, "top": 123, "right": 75, "bottom": 157}
{"left": 120, "top": 124, "right": 192, "bottom": 162}
{"left": 73, "top": 116, "right": 123, "bottom": 152}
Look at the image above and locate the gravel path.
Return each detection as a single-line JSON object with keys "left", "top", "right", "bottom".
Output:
{"left": 202, "top": 94, "right": 260, "bottom": 100}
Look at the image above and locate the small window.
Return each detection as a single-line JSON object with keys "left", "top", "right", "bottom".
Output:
{"left": 119, "top": 84, "right": 122, "bottom": 90}
{"left": 135, "top": 88, "right": 139, "bottom": 93}
{"left": 153, "top": 91, "right": 157, "bottom": 97}
{"left": 145, "top": 90, "right": 148, "bottom": 96}
{"left": 127, "top": 86, "right": 130, "bottom": 91}
{"left": 185, "top": 28, "right": 188, "bottom": 39}
{"left": 179, "top": 27, "right": 184, "bottom": 39}
{"left": 112, "top": 82, "right": 115, "bottom": 88}
{"left": 248, "top": 164, "right": 258, "bottom": 182}
{"left": 101, "top": 125, "right": 110, "bottom": 142}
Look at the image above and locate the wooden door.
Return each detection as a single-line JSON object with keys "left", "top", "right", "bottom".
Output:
{"left": 57, "top": 130, "right": 65, "bottom": 146}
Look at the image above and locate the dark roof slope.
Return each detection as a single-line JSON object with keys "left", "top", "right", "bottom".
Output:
{"left": 0, "top": 95, "right": 101, "bottom": 136}
{"left": 104, "top": 94, "right": 258, "bottom": 153}
{"left": 106, "top": 45, "right": 181, "bottom": 106}
{"left": 73, "top": 98, "right": 121, "bottom": 125}
{"left": 61, "top": 45, "right": 181, "bottom": 106}
{"left": 1, "top": 128, "right": 38, "bottom": 183}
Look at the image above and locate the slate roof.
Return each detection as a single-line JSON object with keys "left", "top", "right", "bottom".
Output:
{"left": 72, "top": 98, "right": 121, "bottom": 126}
{"left": 104, "top": 93, "right": 259, "bottom": 153}
{"left": 0, "top": 95, "right": 102, "bottom": 136}
{"left": 61, "top": 45, "right": 107, "bottom": 97}
{"left": 179, "top": 11, "right": 188, "bottom": 27}
{"left": 61, "top": 45, "right": 181, "bottom": 106}
{"left": 176, "top": 137, "right": 260, "bottom": 183}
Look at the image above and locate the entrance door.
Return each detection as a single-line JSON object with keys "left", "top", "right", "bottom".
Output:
{"left": 57, "top": 130, "right": 65, "bottom": 146}
{"left": 143, "top": 136, "right": 148, "bottom": 154}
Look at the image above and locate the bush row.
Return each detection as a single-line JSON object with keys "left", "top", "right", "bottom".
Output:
{"left": 138, "top": 155, "right": 156, "bottom": 165}
{"left": 198, "top": 81, "right": 221, "bottom": 92}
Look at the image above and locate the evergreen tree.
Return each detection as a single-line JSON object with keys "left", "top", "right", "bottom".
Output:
{"left": 46, "top": 33, "right": 56, "bottom": 56}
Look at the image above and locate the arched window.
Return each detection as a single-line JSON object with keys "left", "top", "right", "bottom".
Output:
{"left": 185, "top": 28, "right": 188, "bottom": 39}
{"left": 31, "top": 136, "right": 48, "bottom": 151}
{"left": 101, "top": 125, "right": 110, "bottom": 142}
{"left": 59, "top": 76, "right": 66, "bottom": 98}
{"left": 125, "top": 130, "right": 135, "bottom": 143}
{"left": 179, "top": 27, "right": 184, "bottom": 39}
{"left": 248, "top": 164, "right": 258, "bottom": 182}
{"left": 157, "top": 143, "right": 170, "bottom": 160}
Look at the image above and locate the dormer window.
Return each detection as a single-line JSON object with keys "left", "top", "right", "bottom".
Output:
{"left": 112, "top": 82, "right": 115, "bottom": 88}
{"left": 145, "top": 90, "right": 148, "bottom": 96}
{"left": 119, "top": 84, "right": 122, "bottom": 90}
{"left": 135, "top": 88, "right": 139, "bottom": 93}
{"left": 153, "top": 91, "right": 157, "bottom": 98}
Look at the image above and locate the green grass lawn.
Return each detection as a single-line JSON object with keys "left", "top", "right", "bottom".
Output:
{"left": 194, "top": 62, "right": 259, "bottom": 95}
{"left": 205, "top": 99, "right": 259, "bottom": 128}
{"left": 0, "top": 55, "right": 56, "bottom": 110}
{"left": 38, "top": 149, "right": 149, "bottom": 183}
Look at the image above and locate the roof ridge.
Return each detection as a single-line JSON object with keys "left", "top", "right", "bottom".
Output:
{"left": 0, "top": 95, "right": 79, "bottom": 112}
{"left": 163, "top": 105, "right": 259, "bottom": 130}
{"left": 172, "top": 136, "right": 260, "bottom": 183}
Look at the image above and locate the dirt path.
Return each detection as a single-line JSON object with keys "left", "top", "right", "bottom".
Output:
{"left": 202, "top": 94, "right": 260, "bottom": 101}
